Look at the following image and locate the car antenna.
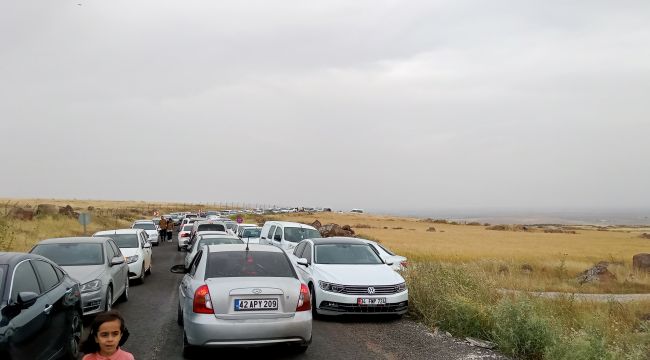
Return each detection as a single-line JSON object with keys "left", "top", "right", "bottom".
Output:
{"left": 246, "top": 236, "right": 250, "bottom": 251}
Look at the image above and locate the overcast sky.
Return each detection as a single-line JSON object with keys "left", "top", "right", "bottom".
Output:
{"left": 1, "top": 0, "right": 649, "bottom": 213}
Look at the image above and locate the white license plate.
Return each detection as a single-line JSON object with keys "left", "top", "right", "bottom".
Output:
{"left": 357, "top": 298, "right": 387, "bottom": 305}
{"left": 234, "top": 299, "right": 278, "bottom": 311}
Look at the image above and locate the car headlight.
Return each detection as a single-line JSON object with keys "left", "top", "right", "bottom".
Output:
{"left": 126, "top": 255, "right": 139, "bottom": 264}
{"left": 318, "top": 281, "right": 345, "bottom": 293}
{"left": 80, "top": 280, "right": 102, "bottom": 293}
{"left": 396, "top": 282, "right": 407, "bottom": 293}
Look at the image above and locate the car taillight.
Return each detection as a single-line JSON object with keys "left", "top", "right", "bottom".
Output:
{"left": 193, "top": 285, "right": 214, "bottom": 314}
{"left": 296, "top": 283, "right": 311, "bottom": 312}
{"left": 400, "top": 261, "right": 408, "bottom": 268}
{"left": 181, "top": 233, "right": 189, "bottom": 237}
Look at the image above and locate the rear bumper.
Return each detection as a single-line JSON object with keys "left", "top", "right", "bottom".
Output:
{"left": 184, "top": 311, "right": 312, "bottom": 347}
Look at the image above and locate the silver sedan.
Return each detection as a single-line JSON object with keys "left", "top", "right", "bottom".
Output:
{"left": 171, "top": 244, "right": 312, "bottom": 356}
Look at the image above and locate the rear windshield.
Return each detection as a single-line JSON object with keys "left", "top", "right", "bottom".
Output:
{"left": 284, "top": 227, "right": 322, "bottom": 243}
{"left": 206, "top": 251, "right": 296, "bottom": 278}
{"left": 99, "top": 234, "right": 138, "bottom": 248}
{"left": 197, "top": 237, "right": 243, "bottom": 249}
{"left": 133, "top": 223, "right": 156, "bottom": 231}
{"left": 375, "top": 243, "right": 395, "bottom": 256}
{"left": 182, "top": 225, "right": 193, "bottom": 231}
{"left": 31, "top": 243, "right": 105, "bottom": 266}
{"left": 198, "top": 224, "right": 226, "bottom": 232}
{"left": 315, "top": 244, "right": 383, "bottom": 265}
{"left": 242, "top": 228, "right": 262, "bottom": 238}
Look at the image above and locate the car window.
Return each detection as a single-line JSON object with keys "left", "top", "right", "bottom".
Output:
{"left": 99, "top": 234, "right": 139, "bottom": 248}
{"left": 273, "top": 227, "right": 283, "bottom": 240}
{"left": 31, "top": 243, "right": 105, "bottom": 266}
{"left": 182, "top": 225, "right": 193, "bottom": 231}
{"left": 11, "top": 261, "right": 41, "bottom": 301}
{"left": 284, "top": 227, "right": 321, "bottom": 243}
{"left": 108, "top": 240, "right": 122, "bottom": 257}
{"left": 197, "top": 237, "right": 243, "bottom": 247}
{"left": 54, "top": 266, "right": 65, "bottom": 281}
{"left": 105, "top": 243, "right": 116, "bottom": 260}
{"left": 133, "top": 223, "right": 156, "bottom": 231}
{"left": 315, "top": 244, "right": 384, "bottom": 265}
{"left": 375, "top": 242, "right": 396, "bottom": 256}
{"left": 32, "top": 260, "right": 60, "bottom": 293}
{"left": 205, "top": 251, "right": 297, "bottom": 278}
{"left": 197, "top": 224, "right": 226, "bottom": 232}
{"left": 293, "top": 242, "right": 306, "bottom": 257}
{"left": 189, "top": 251, "right": 203, "bottom": 277}
{"left": 267, "top": 225, "right": 276, "bottom": 239}
{"left": 303, "top": 243, "right": 313, "bottom": 263}
{"left": 242, "top": 228, "right": 261, "bottom": 238}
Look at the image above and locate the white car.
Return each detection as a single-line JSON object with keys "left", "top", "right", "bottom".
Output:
{"left": 183, "top": 232, "right": 243, "bottom": 269}
{"left": 237, "top": 225, "right": 262, "bottom": 244}
{"left": 93, "top": 229, "right": 153, "bottom": 283}
{"left": 177, "top": 224, "right": 193, "bottom": 251}
{"left": 356, "top": 238, "right": 407, "bottom": 271}
{"left": 291, "top": 237, "right": 408, "bottom": 316}
{"left": 132, "top": 220, "right": 160, "bottom": 245}
{"left": 260, "top": 221, "right": 321, "bottom": 250}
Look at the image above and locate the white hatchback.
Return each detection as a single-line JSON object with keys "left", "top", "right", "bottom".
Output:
{"left": 93, "top": 229, "right": 152, "bottom": 283}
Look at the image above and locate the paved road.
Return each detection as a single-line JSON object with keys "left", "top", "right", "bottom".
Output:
{"left": 101, "top": 235, "right": 507, "bottom": 360}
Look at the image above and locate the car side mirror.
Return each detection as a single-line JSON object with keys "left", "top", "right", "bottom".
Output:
{"left": 17, "top": 292, "right": 39, "bottom": 309}
{"left": 111, "top": 256, "right": 125, "bottom": 266}
{"left": 385, "top": 261, "right": 394, "bottom": 266}
{"left": 296, "top": 258, "right": 309, "bottom": 267}
{"left": 274, "top": 234, "right": 282, "bottom": 241}
{"left": 170, "top": 264, "right": 188, "bottom": 274}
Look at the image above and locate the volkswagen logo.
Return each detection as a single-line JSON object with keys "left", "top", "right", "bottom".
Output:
{"left": 252, "top": 288, "right": 262, "bottom": 294}
{"left": 367, "top": 287, "right": 375, "bottom": 295}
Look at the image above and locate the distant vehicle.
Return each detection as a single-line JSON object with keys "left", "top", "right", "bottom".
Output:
{"left": 350, "top": 209, "right": 364, "bottom": 214}
{"left": 188, "top": 220, "right": 228, "bottom": 244}
{"left": 356, "top": 238, "right": 407, "bottom": 271}
{"left": 182, "top": 232, "right": 243, "bottom": 269}
{"left": 171, "top": 244, "right": 312, "bottom": 356}
{"left": 237, "top": 225, "right": 262, "bottom": 244}
{"left": 30, "top": 237, "right": 129, "bottom": 316}
{"left": 93, "top": 229, "right": 153, "bottom": 283}
{"left": 180, "top": 217, "right": 204, "bottom": 229}
{"left": 132, "top": 220, "right": 160, "bottom": 245}
{"left": 260, "top": 221, "right": 321, "bottom": 250}
{"left": 0, "top": 252, "right": 83, "bottom": 359}
{"left": 291, "top": 237, "right": 407, "bottom": 317}
{"left": 177, "top": 224, "right": 194, "bottom": 251}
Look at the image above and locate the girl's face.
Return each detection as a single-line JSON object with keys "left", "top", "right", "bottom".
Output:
{"left": 94, "top": 319, "right": 122, "bottom": 356}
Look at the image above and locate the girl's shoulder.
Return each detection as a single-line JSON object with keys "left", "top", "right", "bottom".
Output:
{"left": 118, "top": 348, "right": 135, "bottom": 360}
{"left": 82, "top": 354, "right": 98, "bottom": 360}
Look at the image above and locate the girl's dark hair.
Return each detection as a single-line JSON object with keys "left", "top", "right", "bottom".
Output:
{"left": 80, "top": 310, "right": 130, "bottom": 354}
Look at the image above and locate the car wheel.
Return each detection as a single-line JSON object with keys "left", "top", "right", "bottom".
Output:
{"left": 63, "top": 310, "right": 82, "bottom": 359}
{"left": 146, "top": 262, "right": 152, "bottom": 275}
{"left": 177, "top": 302, "right": 183, "bottom": 326}
{"left": 119, "top": 278, "right": 129, "bottom": 302}
{"left": 139, "top": 264, "right": 146, "bottom": 284}
{"left": 105, "top": 287, "right": 113, "bottom": 311}
{"left": 309, "top": 284, "right": 320, "bottom": 319}
{"left": 182, "top": 330, "right": 196, "bottom": 358}
{"left": 177, "top": 245, "right": 181, "bottom": 251}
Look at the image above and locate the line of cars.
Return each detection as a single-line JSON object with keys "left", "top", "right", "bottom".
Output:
{"left": 171, "top": 219, "right": 409, "bottom": 356}
{"left": 0, "top": 219, "right": 160, "bottom": 359}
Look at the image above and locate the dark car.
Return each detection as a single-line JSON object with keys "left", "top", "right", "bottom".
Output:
{"left": 0, "top": 252, "right": 83, "bottom": 359}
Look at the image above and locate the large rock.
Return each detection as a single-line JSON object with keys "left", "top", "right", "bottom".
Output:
{"left": 58, "top": 205, "right": 79, "bottom": 218}
{"left": 633, "top": 254, "right": 650, "bottom": 271}
{"left": 311, "top": 220, "right": 322, "bottom": 230}
{"left": 8, "top": 207, "right": 34, "bottom": 220}
{"left": 318, "top": 223, "right": 355, "bottom": 237}
{"left": 35, "top": 204, "right": 59, "bottom": 216}
{"left": 577, "top": 262, "right": 617, "bottom": 284}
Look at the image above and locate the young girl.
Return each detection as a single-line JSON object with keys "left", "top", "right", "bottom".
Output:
{"left": 80, "top": 310, "right": 134, "bottom": 360}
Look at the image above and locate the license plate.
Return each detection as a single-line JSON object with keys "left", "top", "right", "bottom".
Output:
{"left": 234, "top": 299, "right": 278, "bottom": 311}
{"left": 357, "top": 298, "right": 387, "bottom": 305}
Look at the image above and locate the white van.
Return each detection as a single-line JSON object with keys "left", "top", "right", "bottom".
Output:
{"left": 259, "top": 221, "right": 322, "bottom": 250}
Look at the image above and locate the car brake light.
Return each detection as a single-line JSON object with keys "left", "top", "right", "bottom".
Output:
{"left": 193, "top": 285, "right": 214, "bottom": 314}
{"left": 400, "top": 261, "right": 408, "bottom": 268}
{"left": 181, "top": 233, "right": 189, "bottom": 237}
{"left": 296, "top": 284, "right": 311, "bottom": 312}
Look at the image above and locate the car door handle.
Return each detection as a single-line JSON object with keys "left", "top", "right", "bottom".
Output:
{"left": 43, "top": 304, "right": 53, "bottom": 314}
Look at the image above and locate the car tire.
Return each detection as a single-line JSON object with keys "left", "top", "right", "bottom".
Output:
{"left": 309, "top": 284, "right": 320, "bottom": 320}
{"left": 182, "top": 330, "right": 196, "bottom": 358}
{"left": 177, "top": 302, "right": 183, "bottom": 326}
{"left": 105, "top": 286, "right": 113, "bottom": 311}
{"left": 63, "top": 310, "right": 82, "bottom": 359}
{"left": 177, "top": 245, "right": 181, "bottom": 251}
{"left": 119, "top": 278, "right": 129, "bottom": 302}
{"left": 139, "top": 264, "right": 146, "bottom": 284}
{"left": 146, "top": 262, "right": 152, "bottom": 275}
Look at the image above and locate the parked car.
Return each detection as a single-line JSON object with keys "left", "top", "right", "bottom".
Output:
{"left": 188, "top": 220, "right": 227, "bottom": 244}
{"left": 183, "top": 232, "right": 243, "bottom": 269}
{"left": 0, "top": 252, "right": 83, "bottom": 360}
{"left": 30, "top": 237, "right": 130, "bottom": 315}
{"left": 177, "top": 223, "right": 194, "bottom": 251}
{"left": 93, "top": 229, "right": 153, "bottom": 283}
{"left": 291, "top": 237, "right": 407, "bottom": 316}
{"left": 131, "top": 220, "right": 160, "bottom": 246}
{"left": 170, "top": 244, "right": 312, "bottom": 356}
{"left": 180, "top": 217, "right": 204, "bottom": 230}
{"left": 260, "top": 221, "right": 321, "bottom": 250}
{"left": 237, "top": 225, "right": 262, "bottom": 244}
{"left": 356, "top": 238, "right": 407, "bottom": 271}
